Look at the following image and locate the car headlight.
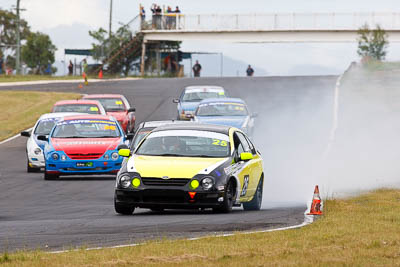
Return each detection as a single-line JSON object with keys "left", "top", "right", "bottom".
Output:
{"left": 119, "top": 175, "right": 131, "bottom": 188}
{"left": 104, "top": 154, "right": 110, "bottom": 160}
{"left": 52, "top": 153, "right": 59, "bottom": 160}
{"left": 111, "top": 152, "right": 119, "bottom": 160}
{"left": 34, "top": 148, "right": 42, "bottom": 155}
{"left": 201, "top": 177, "right": 214, "bottom": 190}
{"left": 61, "top": 154, "right": 67, "bottom": 161}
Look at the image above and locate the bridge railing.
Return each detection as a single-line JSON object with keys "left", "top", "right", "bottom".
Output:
{"left": 141, "top": 13, "right": 400, "bottom": 31}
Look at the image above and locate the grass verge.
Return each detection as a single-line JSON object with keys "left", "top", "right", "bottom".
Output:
{"left": 1, "top": 189, "right": 400, "bottom": 266}
{"left": 0, "top": 91, "right": 81, "bottom": 141}
{"left": 0, "top": 75, "right": 84, "bottom": 83}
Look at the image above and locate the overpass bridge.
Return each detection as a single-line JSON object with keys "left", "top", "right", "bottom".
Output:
{"left": 135, "top": 12, "right": 400, "bottom": 75}
{"left": 140, "top": 12, "right": 400, "bottom": 43}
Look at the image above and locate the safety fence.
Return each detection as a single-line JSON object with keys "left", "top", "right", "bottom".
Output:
{"left": 140, "top": 12, "right": 400, "bottom": 31}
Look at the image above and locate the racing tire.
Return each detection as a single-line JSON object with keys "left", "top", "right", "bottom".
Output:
{"left": 126, "top": 122, "right": 132, "bottom": 134}
{"left": 114, "top": 202, "right": 135, "bottom": 215}
{"left": 213, "top": 179, "right": 235, "bottom": 213}
{"left": 27, "top": 160, "right": 40, "bottom": 173}
{"left": 44, "top": 169, "right": 59, "bottom": 180}
{"left": 243, "top": 176, "right": 263, "bottom": 211}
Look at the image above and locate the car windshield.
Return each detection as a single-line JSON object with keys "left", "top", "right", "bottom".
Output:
{"left": 196, "top": 103, "right": 248, "bottom": 116}
{"left": 53, "top": 104, "right": 101, "bottom": 114}
{"left": 182, "top": 90, "right": 225, "bottom": 102}
{"left": 132, "top": 128, "right": 153, "bottom": 148}
{"left": 52, "top": 119, "right": 121, "bottom": 138}
{"left": 136, "top": 130, "right": 230, "bottom": 157}
{"left": 34, "top": 119, "right": 57, "bottom": 135}
{"left": 88, "top": 98, "right": 126, "bottom": 112}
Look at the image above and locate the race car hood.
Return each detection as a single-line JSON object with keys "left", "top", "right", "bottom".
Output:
{"left": 129, "top": 155, "right": 227, "bottom": 178}
{"left": 180, "top": 102, "right": 200, "bottom": 112}
{"left": 106, "top": 111, "right": 127, "bottom": 121}
{"left": 51, "top": 138, "right": 121, "bottom": 155}
{"left": 195, "top": 116, "right": 247, "bottom": 129}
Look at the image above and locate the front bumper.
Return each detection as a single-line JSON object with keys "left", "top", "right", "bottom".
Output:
{"left": 27, "top": 153, "right": 45, "bottom": 168}
{"left": 115, "top": 188, "right": 225, "bottom": 209}
{"left": 46, "top": 159, "right": 122, "bottom": 175}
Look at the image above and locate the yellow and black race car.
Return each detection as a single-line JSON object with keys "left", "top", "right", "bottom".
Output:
{"left": 114, "top": 123, "right": 264, "bottom": 214}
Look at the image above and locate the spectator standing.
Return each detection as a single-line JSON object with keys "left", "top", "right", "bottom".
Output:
{"left": 192, "top": 60, "right": 202, "bottom": 77}
{"left": 246, "top": 65, "right": 254, "bottom": 76}
{"left": 174, "top": 6, "right": 181, "bottom": 29}
{"left": 0, "top": 55, "right": 3, "bottom": 75}
{"left": 68, "top": 60, "right": 73, "bottom": 75}
{"left": 82, "top": 58, "right": 88, "bottom": 85}
{"left": 140, "top": 5, "right": 146, "bottom": 29}
{"left": 151, "top": 4, "right": 162, "bottom": 29}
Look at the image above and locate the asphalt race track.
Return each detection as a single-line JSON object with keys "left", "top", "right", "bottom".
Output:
{"left": 0, "top": 76, "right": 337, "bottom": 252}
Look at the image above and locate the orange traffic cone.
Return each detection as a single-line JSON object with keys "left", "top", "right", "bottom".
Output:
{"left": 307, "top": 185, "right": 322, "bottom": 215}
{"left": 98, "top": 69, "right": 103, "bottom": 79}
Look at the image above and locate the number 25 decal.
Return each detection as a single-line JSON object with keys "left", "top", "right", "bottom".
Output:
{"left": 212, "top": 139, "right": 227, "bottom": 147}
{"left": 241, "top": 175, "right": 249, "bottom": 196}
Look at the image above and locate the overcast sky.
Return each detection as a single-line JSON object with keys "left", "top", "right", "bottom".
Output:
{"left": 3, "top": 0, "right": 400, "bottom": 76}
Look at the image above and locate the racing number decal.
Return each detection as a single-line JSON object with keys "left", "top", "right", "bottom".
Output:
{"left": 212, "top": 139, "right": 227, "bottom": 147}
{"left": 241, "top": 175, "right": 249, "bottom": 196}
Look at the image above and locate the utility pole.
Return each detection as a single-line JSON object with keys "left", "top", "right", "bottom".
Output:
{"left": 15, "top": 0, "right": 21, "bottom": 74}
{"left": 109, "top": 0, "right": 113, "bottom": 39}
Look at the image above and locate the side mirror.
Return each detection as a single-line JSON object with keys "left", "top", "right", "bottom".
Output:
{"left": 173, "top": 99, "right": 180, "bottom": 103}
{"left": 126, "top": 133, "right": 135, "bottom": 140}
{"left": 21, "top": 131, "right": 31, "bottom": 137}
{"left": 117, "top": 144, "right": 129, "bottom": 150}
{"left": 240, "top": 152, "right": 253, "bottom": 161}
{"left": 251, "top": 112, "right": 258, "bottom": 118}
{"left": 128, "top": 107, "right": 136, "bottom": 112}
{"left": 118, "top": 148, "right": 131, "bottom": 158}
{"left": 37, "top": 135, "right": 48, "bottom": 142}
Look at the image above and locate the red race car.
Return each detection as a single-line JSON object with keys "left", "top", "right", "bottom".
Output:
{"left": 82, "top": 94, "right": 136, "bottom": 133}
{"left": 52, "top": 100, "right": 107, "bottom": 115}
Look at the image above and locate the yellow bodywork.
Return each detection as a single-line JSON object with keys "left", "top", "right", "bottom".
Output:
{"left": 133, "top": 155, "right": 226, "bottom": 178}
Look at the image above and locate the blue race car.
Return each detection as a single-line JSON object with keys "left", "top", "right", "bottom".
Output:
{"left": 193, "top": 98, "right": 257, "bottom": 137}
{"left": 173, "top": 86, "right": 227, "bottom": 120}
{"left": 39, "top": 114, "right": 132, "bottom": 180}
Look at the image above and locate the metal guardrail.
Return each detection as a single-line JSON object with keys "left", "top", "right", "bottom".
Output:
{"left": 140, "top": 13, "right": 400, "bottom": 31}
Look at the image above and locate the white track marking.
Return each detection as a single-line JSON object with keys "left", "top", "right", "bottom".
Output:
{"left": 49, "top": 212, "right": 315, "bottom": 254}
{"left": 323, "top": 74, "right": 343, "bottom": 158}
{"left": 0, "top": 127, "right": 33, "bottom": 145}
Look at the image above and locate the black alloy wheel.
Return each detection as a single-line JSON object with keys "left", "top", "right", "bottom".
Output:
{"left": 243, "top": 177, "right": 263, "bottom": 211}
{"left": 214, "top": 180, "right": 235, "bottom": 213}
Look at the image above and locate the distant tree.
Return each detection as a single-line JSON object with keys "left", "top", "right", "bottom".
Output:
{"left": 0, "top": 9, "right": 30, "bottom": 52}
{"left": 89, "top": 26, "right": 142, "bottom": 76}
{"left": 357, "top": 24, "right": 388, "bottom": 61}
{"left": 21, "top": 32, "right": 56, "bottom": 74}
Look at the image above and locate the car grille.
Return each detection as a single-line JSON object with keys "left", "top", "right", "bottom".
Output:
{"left": 67, "top": 153, "right": 103, "bottom": 159}
{"left": 141, "top": 177, "right": 190, "bottom": 186}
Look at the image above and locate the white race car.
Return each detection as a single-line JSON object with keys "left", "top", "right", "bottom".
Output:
{"left": 21, "top": 112, "right": 83, "bottom": 172}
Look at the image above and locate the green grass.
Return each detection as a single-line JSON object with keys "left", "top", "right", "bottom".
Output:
{"left": 0, "top": 75, "right": 84, "bottom": 83}
{"left": 1, "top": 189, "right": 400, "bottom": 266}
{"left": 0, "top": 91, "right": 81, "bottom": 141}
{"left": 363, "top": 60, "right": 400, "bottom": 72}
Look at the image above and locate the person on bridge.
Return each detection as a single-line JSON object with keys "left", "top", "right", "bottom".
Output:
{"left": 246, "top": 65, "right": 254, "bottom": 77}
{"left": 193, "top": 60, "right": 202, "bottom": 77}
